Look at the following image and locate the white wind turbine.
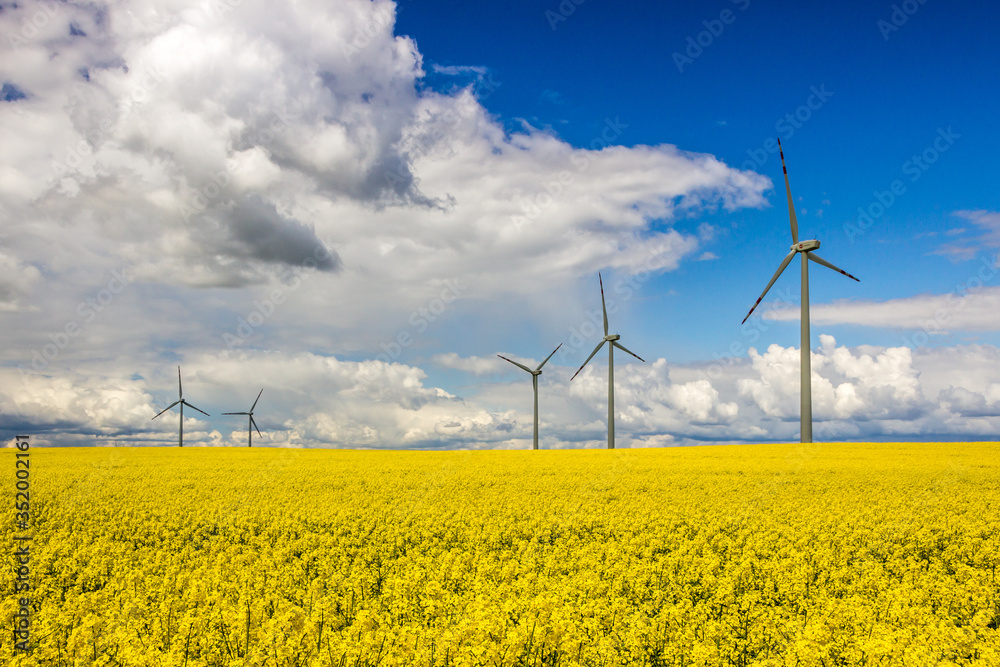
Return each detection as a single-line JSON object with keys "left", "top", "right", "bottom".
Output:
{"left": 223, "top": 388, "right": 264, "bottom": 447}
{"left": 741, "top": 138, "right": 860, "bottom": 444}
{"left": 151, "top": 366, "right": 210, "bottom": 447}
{"left": 571, "top": 273, "right": 645, "bottom": 449}
{"left": 498, "top": 344, "right": 562, "bottom": 450}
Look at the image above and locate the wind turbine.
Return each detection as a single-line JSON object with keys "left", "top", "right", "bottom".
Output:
{"left": 223, "top": 389, "right": 264, "bottom": 447}
{"left": 571, "top": 273, "right": 645, "bottom": 449}
{"left": 741, "top": 138, "right": 860, "bottom": 444}
{"left": 151, "top": 366, "right": 210, "bottom": 447}
{"left": 498, "top": 344, "right": 562, "bottom": 450}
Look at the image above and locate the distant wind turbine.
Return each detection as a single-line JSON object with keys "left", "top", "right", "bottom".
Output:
{"left": 151, "top": 366, "right": 210, "bottom": 447}
{"left": 741, "top": 138, "right": 860, "bottom": 444}
{"left": 571, "top": 273, "right": 645, "bottom": 449}
{"left": 498, "top": 344, "right": 562, "bottom": 450}
{"left": 223, "top": 389, "right": 264, "bottom": 447}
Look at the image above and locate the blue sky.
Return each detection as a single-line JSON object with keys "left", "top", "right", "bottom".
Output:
{"left": 398, "top": 0, "right": 1000, "bottom": 357}
{"left": 1, "top": 0, "right": 999, "bottom": 447}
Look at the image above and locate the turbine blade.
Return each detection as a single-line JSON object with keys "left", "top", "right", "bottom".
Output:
{"left": 182, "top": 400, "right": 210, "bottom": 417}
{"left": 741, "top": 250, "right": 797, "bottom": 325}
{"left": 222, "top": 412, "right": 249, "bottom": 415}
{"left": 777, "top": 138, "right": 799, "bottom": 244}
{"left": 599, "top": 273, "right": 609, "bottom": 336}
{"left": 808, "top": 252, "right": 860, "bottom": 282}
{"left": 251, "top": 416, "right": 262, "bottom": 438}
{"left": 571, "top": 340, "right": 606, "bottom": 381}
{"left": 612, "top": 341, "right": 645, "bottom": 362}
{"left": 177, "top": 366, "right": 183, "bottom": 399}
{"left": 151, "top": 401, "right": 180, "bottom": 420}
{"left": 497, "top": 354, "right": 533, "bottom": 374}
{"left": 536, "top": 343, "right": 562, "bottom": 371}
{"left": 251, "top": 388, "right": 263, "bottom": 411}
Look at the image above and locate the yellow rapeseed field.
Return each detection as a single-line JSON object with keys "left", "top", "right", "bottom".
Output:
{"left": 3, "top": 442, "right": 999, "bottom": 666}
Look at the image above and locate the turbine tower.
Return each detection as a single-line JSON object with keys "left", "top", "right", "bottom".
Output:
{"left": 151, "top": 366, "right": 210, "bottom": 447}
{"left": 571, "top": 273, "right": 645, "bottom": 449}
{"left": 223, "top": 389, "right": 264, "bottom": 447}
{"left": 741, "top": 139, "right": 860, "bottom": 444}
{"left": 498, "top": 344, "right": 562, "bottom": 450}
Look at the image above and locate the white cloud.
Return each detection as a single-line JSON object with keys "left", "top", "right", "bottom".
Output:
{"left": 5, "top": 339, "right": 1000, "bottom": 449}
{"left": 431, "top": 64, "right": 488, "bottom": 77}
{"left": 20, "top": 1, "right": 998, "bottom": 449}
{"left": 433, "top": 353, "right": 505, "bottom": 376}
{"left": 0, "top": 0, "right": 774, "bottom": 377}
{"left": 933, "top": 210, "right": 1000, "bottom": 260}
{"left": 666, "top": 378, "right": 738, "bottom": 422}
{"left": 0, "top": 0, "right": 769, "bottom": 298}
{"left": 3, "top": 351, "right": 513, "bottom": 448}
{"left": 765, "top": 260, "right": 1000, "bottom": 333}
{"left": 737, "top": 335, "right": 924, "bottom": 423}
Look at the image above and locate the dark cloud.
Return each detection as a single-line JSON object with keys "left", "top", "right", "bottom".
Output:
{"left": 223, "top": 196, "right": 341, "bottom": 272}
{"left": 939, "top": 386, "right": 1000, "bottom": 418}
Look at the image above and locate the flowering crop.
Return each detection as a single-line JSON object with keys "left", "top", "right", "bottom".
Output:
{"left": 3, "top": 442, "right": 999, "bottom": 665}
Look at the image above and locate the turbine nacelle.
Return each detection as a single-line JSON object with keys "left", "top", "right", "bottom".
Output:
{"left": 496, "top": 344, "right": 562, "bottom": 449}
{"left": 572, "top": 273, "right": 646, "bottom": 449}
{"left": 793, "top": 239, "right": 820, "bottom": 252}
{"left": 151, "top": 366, "right": 209, "bottom": 447}
{"left": 741, "top": 140, "right": 860, "bottom": 443}
{"left": 223, "top": 388, "right": 264, "bottom": 447}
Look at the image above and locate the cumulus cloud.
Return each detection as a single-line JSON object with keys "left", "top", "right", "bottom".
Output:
{"left": 1, "top": 0, "right": 768, "bottom": 292}
{"left": 2, "top": 351, "right": 515, "bottom": 448}
{"left": 738, "top": 335, "right": 925, "bottom": 423}
{"left": 470, "top": 338, "right": 1000, "bottom": 446}
{"left": 2, "top": 372, "right": 164, "bottom": 446}
{"left": 24, "top": 1, "right": 983, "bottom": 450}
{"left": 4, "top": 339, "right": 1000, "bottom": 448}
{"left": 938, "top": 386, "right": 1000, "bottom": 418}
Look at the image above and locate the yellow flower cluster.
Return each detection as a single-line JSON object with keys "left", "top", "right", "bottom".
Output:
{"left": 3, "top": 442, "right": 999, "bottom": 666}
